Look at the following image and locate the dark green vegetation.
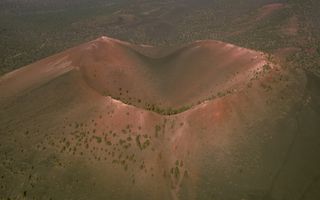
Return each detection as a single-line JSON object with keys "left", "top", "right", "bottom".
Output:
{"left": 1, "top": 0, "right": 319, "bottom": 77}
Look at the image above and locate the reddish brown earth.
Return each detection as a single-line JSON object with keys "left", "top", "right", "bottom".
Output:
{"left": 1, "top": 37, "right": 320, "bottom": 200}
{"left": 281, "top": 16, "right": 299, "bottom": 36}
{"left": 0, "top": 37, "right": 272, "bottom": 111}
{"left": 229, "top": 3, "right": 288, "bottom": 38}
{"left": 255, "top": 3, "right": 287, "bottom": 21}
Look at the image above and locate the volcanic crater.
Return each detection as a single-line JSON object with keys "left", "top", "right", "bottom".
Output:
{"left": 0, "top": 36, "right": 273, "bottom": 115}
{"left": 1, "top": 36, "right": 316, "bottom": 200}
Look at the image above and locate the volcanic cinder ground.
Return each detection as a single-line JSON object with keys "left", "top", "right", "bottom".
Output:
{"left": 0, "top": 37, "right": 320, "bottom": 200}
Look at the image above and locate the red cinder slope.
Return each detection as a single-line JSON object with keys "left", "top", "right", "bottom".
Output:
{"left": 1, "top": 37, "right": 319, "bottom": 200}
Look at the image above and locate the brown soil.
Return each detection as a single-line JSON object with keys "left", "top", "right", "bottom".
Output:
{"left": 1, "top": 37, "right": 317, "bottom": 200}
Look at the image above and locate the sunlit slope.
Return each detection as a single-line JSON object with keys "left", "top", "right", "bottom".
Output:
{"left": 0, "top": 37, "right": 320, "bottom": 200}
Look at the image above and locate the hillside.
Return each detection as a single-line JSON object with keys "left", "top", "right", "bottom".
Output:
{"left": 1, "top": 37, "right": 320, "bottom": 200}
{"left": 1, "top": 37, "right": 271, "bottom": 114}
